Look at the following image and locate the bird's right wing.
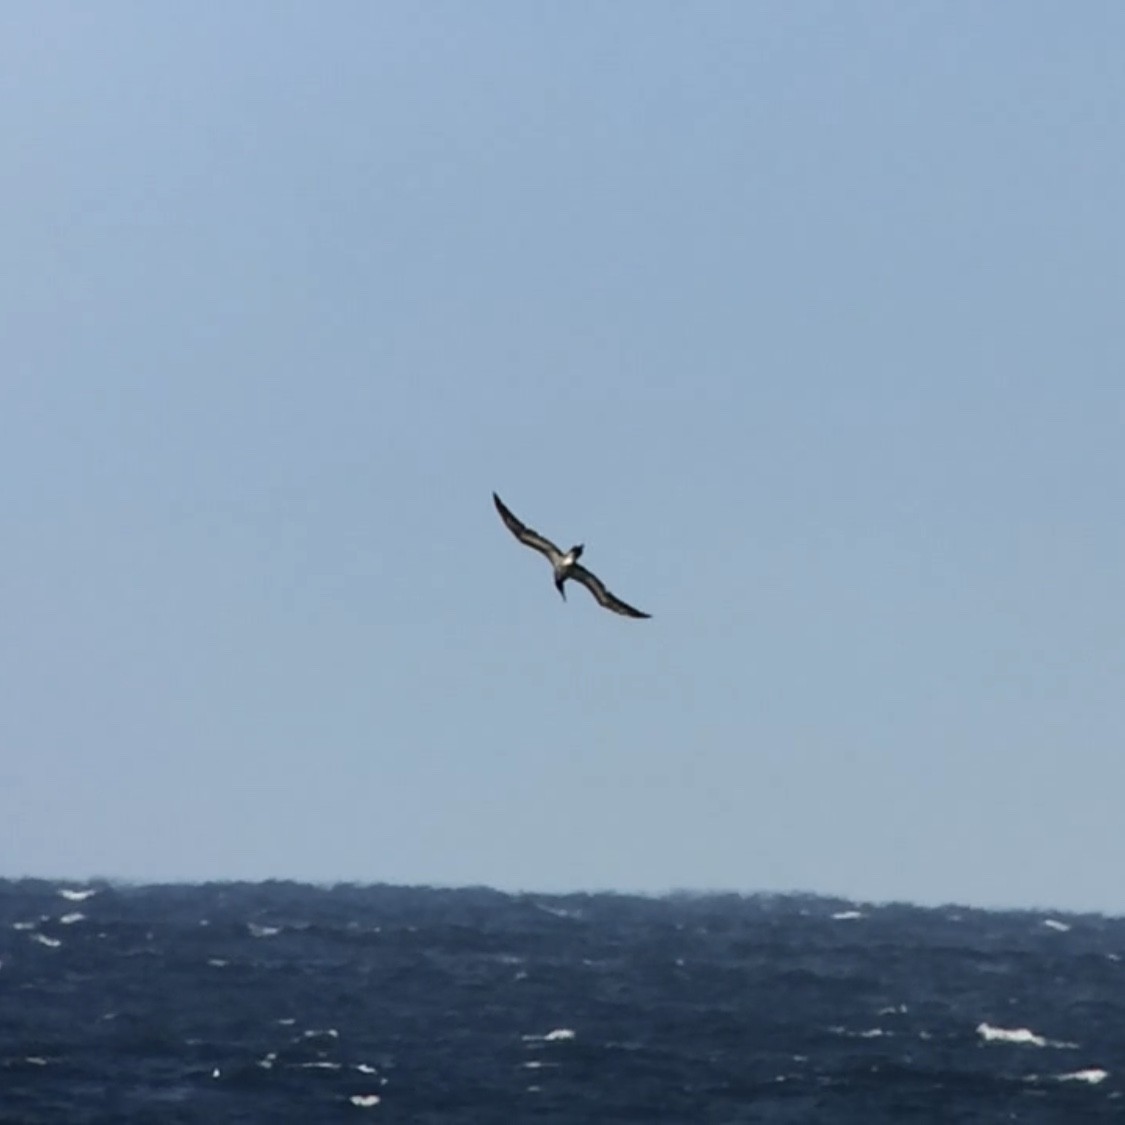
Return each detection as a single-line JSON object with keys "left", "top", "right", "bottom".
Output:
{"left": 570, "top": 564, "right": 651, "bottom": 619}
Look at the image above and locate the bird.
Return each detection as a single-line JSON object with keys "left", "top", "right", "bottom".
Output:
{"left": 492, "top": 492, "right": 651, "bottom": 619}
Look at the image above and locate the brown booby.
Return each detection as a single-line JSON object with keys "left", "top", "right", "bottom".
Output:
{"left": 492, "top": 492, "right": 651, "bottom": 619}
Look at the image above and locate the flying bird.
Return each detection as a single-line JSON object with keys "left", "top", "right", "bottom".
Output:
{"left": 492, "top": 492, "right": 651, "bottom": 619}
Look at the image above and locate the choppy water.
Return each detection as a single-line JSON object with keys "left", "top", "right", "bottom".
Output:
{"left": 1, "top": 880, "right": 1121, "bottom": 1122}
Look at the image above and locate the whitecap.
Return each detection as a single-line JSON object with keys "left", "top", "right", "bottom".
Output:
{"left": 299, "top": 1061, "right": 341, "bottom": 1070}
{"left": 31, "top": 933, "right": 61, "bottom": 948}
{"left": 522, "top": 1060, "right": 558, "bottom": 1069}
{"left": 301, "top": 1027, "right": 340, "bottom": 1040}
{"left": 12, "top": 921, "right": 37, "bottom": 931}
{"left": 831, "top": 910, "right": 863, "bottom": 921}
{"left": 977, "top": 1023, "right": 1047, "bottom": 1047}
{"left": 829, "top": 1026, "right": 888, "bottom": 1039}
{"left": 59, "top": 913, "right": 85, "bottom": 925}
{"left": 248, "top": 923, "right": 281, "bottom": 938}
{"left": 536, "top": 903, "right": 579, "bottom": 919}
{"left": 1043, "top": 919, "right": 1071, "bottom": 933}
{"left": 355, "top": 1064, "right": 379, "bottom": 1074}
{"left": 24, "top": 1057, "right": 49, "bottom": 1066}
{"left": 350, "top": 1094, "right": 381, "bottom": 1107}
{"left": 1057, "top": 1069, "right": 1108, "bottom": 1085}
{"left": 522, "top": 1027, "right": 576, "bottom": 1043}
{"left": 59, "top": 888, "right": 97, "bottom": 902}
{"left": 207, "top": 958, "right": 227, "bottom": 968}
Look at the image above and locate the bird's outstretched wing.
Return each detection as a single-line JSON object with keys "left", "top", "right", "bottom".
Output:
{"left": 492, "top": 493, "right": 564, "bottom": 563}
{"left": 570, "top": 564, "right": 651, "bottom": 619}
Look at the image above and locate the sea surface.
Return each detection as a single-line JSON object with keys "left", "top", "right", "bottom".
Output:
{"left": 1, "top": 880, "right": 1121, "bottom": 1123}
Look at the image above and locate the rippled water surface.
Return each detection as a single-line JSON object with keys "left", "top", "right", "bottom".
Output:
{"left": 1, "top": 880, "right": 1121, "bottom": 1122}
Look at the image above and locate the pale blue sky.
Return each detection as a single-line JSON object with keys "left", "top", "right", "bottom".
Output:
{"left": 3, "top": 4, "right": 1123, "bottom": 912}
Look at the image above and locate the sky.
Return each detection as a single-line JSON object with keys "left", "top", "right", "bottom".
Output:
{"left": 2, "top": 3, "right": 1123, "bottom": 914}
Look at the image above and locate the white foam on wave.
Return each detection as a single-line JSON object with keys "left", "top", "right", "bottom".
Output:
{"left": 31, "top": 933, "right": 61, "bottom": 949}
{"left": 1030, "top": 1068, "right": 1109, "bottom": 1086}
{"left": 248, "top": 923, "right": 281, "bottom": 938}
{"left": 976, "top": 1026, "right": 1071, "bottom": 1048}
{"left": 299, "top": 1061, "right": 341, "bottom": 1070}
{"left": 59, "top": 888, "right": 97, "bottom": 902}
{"left": 1057, "top": 1068, "right": 1108, "bottom": 1084}
{"left": 536, "top": 903, "right": 580, "bottom": 919}
{"left": 207, "top": 958, "right": 228, "bottom": 968}
{"left": 831, "top": 910, "right": 863, "bottom": 921}
{"left": 12, "top": 921, "right": 37, "bottom": 931}
{"left": 829, "top": 1025, "right": 889, "bottom": 1039}
{"left": 1043, "top": 919, "right": 1071, "bottom": 933}
{"left": 523, "top": 1027, "right": 576, "bottom": 1043}
{"left": 349, "top": 1094, "right": 381, "bottom": 1108}
{"left": 977, "top": 1023, "right": 1046, "bottom": 1047}
{"left": 59, "top": 912, "right": 85, "bottom": 925}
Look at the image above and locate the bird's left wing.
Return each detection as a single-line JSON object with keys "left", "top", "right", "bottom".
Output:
{"left": 492, "top": 493, "right": 563, "bottom": 561}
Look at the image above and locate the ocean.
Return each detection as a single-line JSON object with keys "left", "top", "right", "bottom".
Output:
{"left": 0, "top": 880, "right": 1120, "bottom": 1123}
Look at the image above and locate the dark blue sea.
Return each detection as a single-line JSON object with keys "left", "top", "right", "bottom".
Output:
{"left": 1, "top": 881, "right": 1121, "bottom": 1123}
